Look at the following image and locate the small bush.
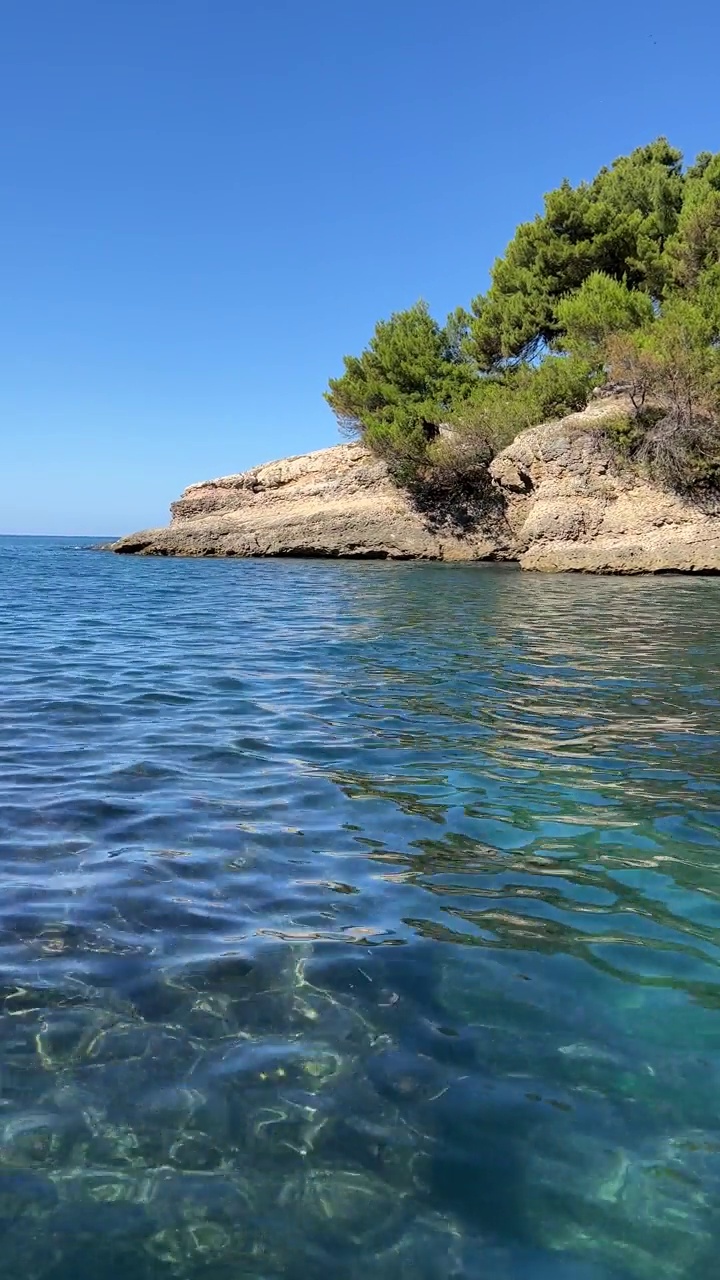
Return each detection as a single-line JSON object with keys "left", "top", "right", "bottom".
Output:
{"left": 425, "top": 430, "right": 494, "bottom": 489}
{"left": 637, "top": 408, "right": 720, "bottom": 491}
{"left": 604, "top": 304, "right": 720, "bottom": 491}
{"left": 360, "top": 410, "right": 432, "bottom": 485}
{"left": 439, "top": 356, "right": 596, "bottom": 459}
{"left": 600, "top": 411, "right": 647, "bottom": 455}
{"left": 518, "top": 355, "right": 598, "bottom": 422}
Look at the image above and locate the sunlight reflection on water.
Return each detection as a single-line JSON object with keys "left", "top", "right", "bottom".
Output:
{"left": 0, "top": 539, "right": 719, "bottom": 1279}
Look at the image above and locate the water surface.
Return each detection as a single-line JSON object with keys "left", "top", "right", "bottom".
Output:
{"left": 1, "top": 537, "right": 719, "bottom": 1279}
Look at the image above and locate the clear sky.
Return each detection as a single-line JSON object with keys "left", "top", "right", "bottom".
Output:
{"left": 2, "top": 0, "right": 718, "bottom": 534}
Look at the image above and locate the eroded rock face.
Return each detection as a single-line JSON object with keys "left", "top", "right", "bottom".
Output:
{"left": 489, "top": 399, "right": 720, "bottom": 574}
{"left": 111, "top": 401, "right": 720, "bottom": 572}
{"left": 111, "top": 443, "right": 505, "bottom": 561}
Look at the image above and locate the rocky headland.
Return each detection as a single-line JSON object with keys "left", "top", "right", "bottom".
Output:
{"left": 111, "top": 398, "right": 720, "bottom": 573}
{"left": 111, "top": 443, "right": 503, "bottom": 562}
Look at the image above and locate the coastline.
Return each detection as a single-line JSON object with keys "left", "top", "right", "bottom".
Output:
{"left": 111, "top": 399, "right": 720, "bottom": 575}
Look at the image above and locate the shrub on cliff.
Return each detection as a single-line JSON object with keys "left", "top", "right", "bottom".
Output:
{"left": 603, "top": 302, "right": 720, "bottom": 491}
{"left": 439, "top": 357, "right": 596, "bottom": 459}
{"left": 324, "top": 301, "right": 476, "bottom": 482}
{"left": 327, "top": 138, "right": 720, "bottom": 494}
{"left": 326, "top": 302, "right": 596, "bottom": 486}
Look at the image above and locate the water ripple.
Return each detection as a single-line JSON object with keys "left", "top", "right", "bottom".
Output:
{"left": 0, "top": 537, "right": 719, "bottom": 1279}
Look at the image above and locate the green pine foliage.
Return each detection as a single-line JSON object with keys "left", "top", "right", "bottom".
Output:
{"left": 326, "top": 139, "right": 720, "bottom": 494}
{"left": 467, "top": 138, "right": 684, "bottom": 369}
{"left": 555, "top": 274, "right": 655, "bottom": 357}
{"left": 325, "top": 301, "right": 477, "bottom": 481}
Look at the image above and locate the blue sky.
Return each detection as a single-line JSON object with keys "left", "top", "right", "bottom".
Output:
{"left": 2, "top": 0, "right": 718, "bottom": 534}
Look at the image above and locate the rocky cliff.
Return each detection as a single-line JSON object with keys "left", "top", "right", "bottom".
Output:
{"left": 111, "top": 442, "right": 504, "bottom": 561}
{"left": 111, "top": 399, "right": 720, "bottom": 572}
{"left": 489, "top": 398, "right": 720, "bottom": 573}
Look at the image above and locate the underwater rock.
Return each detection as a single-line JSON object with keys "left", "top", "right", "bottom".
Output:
{"left": 144, "top": 1170, "right": 259, "bottom": 1274}
{"left": 279, "top": 1164, "right": 408, "bottom": 1249}
{"left": 366, "top": 1047, "right": 446, "bottom": 1105}
{"left": 525, "top": 1126, "right": 720, "bottom": 1279}
{"left": 358, "top": 1208, "right": 468, "bottom": 1280}
{"left": 0, "top": 1111, "right": 79, "bottom": 1171}
{"left": 0, "top": 1166, "right": 58, "bottom": 1220}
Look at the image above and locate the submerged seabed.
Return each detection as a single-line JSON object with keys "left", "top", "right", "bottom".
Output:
{"left": 0, "top": 539, "right": 719, "bottom": 1280}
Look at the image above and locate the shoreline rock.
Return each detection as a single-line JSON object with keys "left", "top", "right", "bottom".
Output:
{"left": 489, "top": 398, "right": 720, "bottom": 574}
{"left": 111, "top": 442, "right": 508, "bottom": 562}
{"left": 111, "top": 400, "right": 720, "bottom": 573}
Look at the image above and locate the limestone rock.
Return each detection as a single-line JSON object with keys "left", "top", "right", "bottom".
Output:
{"left": 111, "top": 399, "right": 720, "bottom": 573}
{"left": 111, "top": 443, "right": 504, "bottom": 561}
{"left": 489, "top": 399, "right": 720, "bottom": 574}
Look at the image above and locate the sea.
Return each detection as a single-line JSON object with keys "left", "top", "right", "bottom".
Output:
{"left": 0, "top": 534, "right": 719, "bottom": 1280}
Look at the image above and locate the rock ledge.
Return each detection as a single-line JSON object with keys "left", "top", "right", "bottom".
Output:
{"left": 111, "top": 443, "right": 504, "bottom": 561}
{"left": 489, "top": 398, "right": 720, "bottom": 573}
{"left": 111, "top": 401, "right": 720, "bottom": 573}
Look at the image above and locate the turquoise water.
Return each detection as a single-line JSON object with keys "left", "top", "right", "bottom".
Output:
{"left": 1, "top": 536, "right": 719, "bottom": 1280}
